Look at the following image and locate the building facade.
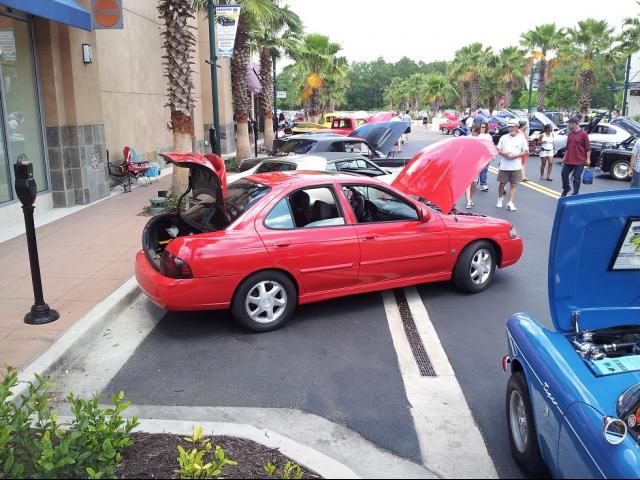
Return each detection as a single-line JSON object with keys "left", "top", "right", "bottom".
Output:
{"left": 0, "top": 0, "right": 234, "bottom": 227}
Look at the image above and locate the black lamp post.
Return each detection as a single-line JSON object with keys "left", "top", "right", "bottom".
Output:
{"left": 14, "top": 154, "right": 59, "bottom": 325}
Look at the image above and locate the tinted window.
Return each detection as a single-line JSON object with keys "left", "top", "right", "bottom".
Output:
{"left": 265, "top": 199, "right": 294, "bottom": 229}
{"left": 288, "top": 187, "right": 345, "bottom": 228}
{"left": 342, "top": 185, "right": 418, "bottom": 223}
{"left": 255, "top": 161, "right": 297, "bottom": 174}
{"left": 280, "top": 139, "right": 317, "bottom": 154}
{"left": 225, "top": 179, "right": 270, "bottom": 221}
{"left": 329, "top": 142, "right": 346, "bottom": 152}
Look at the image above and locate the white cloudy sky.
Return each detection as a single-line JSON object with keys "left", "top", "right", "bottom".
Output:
{"left": 283, "top": 0, "right": 637, "bottom": 64}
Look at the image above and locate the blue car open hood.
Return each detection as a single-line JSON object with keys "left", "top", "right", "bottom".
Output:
{"left": 549, "top": 189, "right": 640, "bottom": 332}
{"left": 348, "top": 121, "right": 408, "bottom": 156}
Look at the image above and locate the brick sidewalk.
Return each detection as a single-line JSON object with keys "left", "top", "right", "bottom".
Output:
{"left": 0, "top": 176, "right": 170, "bottom": 370}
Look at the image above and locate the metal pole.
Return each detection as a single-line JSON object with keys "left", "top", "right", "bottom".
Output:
{"left": 622, "top": 55, "right": 631, "bottom": 117}
{"left": 527, "top": 64, "right": 535, "bottom": 114}
{"left": 273, "top": 54, "right": 278, "bottom": 140}
{"left": 208, "top": 0, "right": 222, "bottom": 156}
{"left": 609, "top": 80, "right": 616, "bottom": 121}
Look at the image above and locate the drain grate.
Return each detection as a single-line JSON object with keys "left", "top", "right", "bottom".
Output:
{"left": 393, "top": 289, "right": 436, "bottom": 377}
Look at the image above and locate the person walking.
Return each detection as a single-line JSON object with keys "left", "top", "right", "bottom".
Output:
{"left": 478, "top": 122, "right": 492, "bottom": 191}
{"left": 539, "top": 124, "right": 555, "bottom": 181}
{"left": 518, "top": 120, "right": 530, "bottom": 182}
{"left": 496, "top": 120, "right": 529, "bottom": 211}
{"left": 630, "top": 138, "right": 640, "bottom": 188}
{"left": 561, "top": 117, "right": 591, "bottom": 197}
{"left": 465, "top": 125, "right": 482, "bottom": 208}
{"left": 402, "top": 110, "right": 412, "bottom": 144}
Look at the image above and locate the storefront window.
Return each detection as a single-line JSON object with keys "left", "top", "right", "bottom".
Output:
{"left": 0, "top": 15, "right": 46, "bottom": 203}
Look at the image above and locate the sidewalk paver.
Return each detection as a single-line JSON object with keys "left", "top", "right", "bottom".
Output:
{"left": 0, "top": 176, "right": 170, "bottom": 370}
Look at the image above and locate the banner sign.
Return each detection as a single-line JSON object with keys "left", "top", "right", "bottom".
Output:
{"left": 91, "top": 0, "right": 123, "bottom": 30}
{"left": 215, "top": 4, "right": 241, "bottom": 58}
{"left": 276, "top": 91, "right": 287, "bottom": 99}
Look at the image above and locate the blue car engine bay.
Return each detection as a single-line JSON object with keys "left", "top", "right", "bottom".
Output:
{"left": 571, "top": 325, "right": 640, "bottom": 376}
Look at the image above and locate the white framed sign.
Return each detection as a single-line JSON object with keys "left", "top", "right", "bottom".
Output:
{"left": 276, "top": 91, "right": 287, "bottom": 99}
{"left": 610, "top": 218, "right": 640, "bottom": 270}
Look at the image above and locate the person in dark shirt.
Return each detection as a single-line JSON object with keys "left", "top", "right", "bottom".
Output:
{"left": 561, "top": 117, "right": 591, "bottom": 197}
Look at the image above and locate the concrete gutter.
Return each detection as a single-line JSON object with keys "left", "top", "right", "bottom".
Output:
{"left": 12, "top": 277, "right": 142, "bottom": 401}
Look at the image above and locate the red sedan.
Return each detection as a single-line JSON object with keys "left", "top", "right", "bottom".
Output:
{"left": 136, "top": 138, "right": 523, "bottom": 332}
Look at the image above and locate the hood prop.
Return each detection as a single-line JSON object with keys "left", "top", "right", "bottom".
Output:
{"left": 572, "top": 311, "right": 581, "bottom": 333}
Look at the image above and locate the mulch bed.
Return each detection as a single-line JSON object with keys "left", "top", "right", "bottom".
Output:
{"left": 117, "top": 432, "right": 321, "bottom": 479}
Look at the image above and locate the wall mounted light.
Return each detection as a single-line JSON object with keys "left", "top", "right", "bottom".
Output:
{"left": 82, "top": 43, "right": 92, "bottom": 64}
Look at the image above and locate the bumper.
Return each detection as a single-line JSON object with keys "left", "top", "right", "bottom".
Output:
{"left": 135, "top": 251, "right": 240, "bottom": 311}
{"left": 499, "top": 237, "right": 524, "bottom": 268}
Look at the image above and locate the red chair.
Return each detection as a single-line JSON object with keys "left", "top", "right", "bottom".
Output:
{"left": 107, "top": 146, "right": 154, "bottom": 191}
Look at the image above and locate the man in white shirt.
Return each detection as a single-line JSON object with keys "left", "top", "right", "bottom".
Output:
{"left": 401, "top": 110, "right": 412, "bottom": 144}
{"left": 496, "top": 120, "right": 529, "bottom": 211}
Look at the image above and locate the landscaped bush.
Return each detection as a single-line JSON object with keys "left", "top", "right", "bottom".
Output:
{"left": 0, "top": 366, "right": 138, "bottom": 479}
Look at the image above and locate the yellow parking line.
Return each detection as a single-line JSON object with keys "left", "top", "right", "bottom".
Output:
{"left": 488, "top": 166, "right": 560, "bottom": 199}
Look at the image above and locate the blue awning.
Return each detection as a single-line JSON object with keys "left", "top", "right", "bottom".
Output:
{"left": 1, "top": 0, "right": 92, "bottom": 31}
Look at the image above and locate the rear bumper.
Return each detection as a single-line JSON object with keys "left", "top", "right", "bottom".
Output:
{"left": 135, "top": 251, "right": 240, "bottom": 311}
{"left": 499, "top": 237, "right": 523, "bottom": 268}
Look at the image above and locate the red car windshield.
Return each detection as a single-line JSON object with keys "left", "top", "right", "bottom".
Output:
{"left": 225, "top": 179, "right": 270, "bottom": 222}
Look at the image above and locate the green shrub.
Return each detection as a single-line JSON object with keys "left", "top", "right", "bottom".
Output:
{"left": 265, "top": 461, "right": 304, "bottom": 479}
{"left": 0, "top": 365, "right": 138, "bottom": 479}
{"left": 632, "top": 114, "right": 640, "bottom": 123}
{"left": 163, "top": 193, "right": 182, "bottom": 213}
{"left": 176, "top": 426, "right": 237, "bottom": 479}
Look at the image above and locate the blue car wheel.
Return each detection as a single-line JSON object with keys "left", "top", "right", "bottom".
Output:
{"left": 506, "top": 372, "right": 546, "bottom": 475}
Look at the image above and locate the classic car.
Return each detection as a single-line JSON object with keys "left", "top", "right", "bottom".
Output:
{"left": 136, "top": 138, "right": 523, "bottom": 332}
{"left": 237, "top": 121, "right": 410, "bottom": 172}
{"left": 228, "top": 152, "right": 398, "bottom": 184}
{"left": 597, "top": 136, "right": 637, "bottom": 181}
{"left": 320, "top": 117, "right": 367, "bottom": 136}
{"left": 610, "top": 116, "right": 640, "bottom": 138}
{"left": 291, "top": 121, "right": 329, "bottom": 135}
{"left": 440, "top": 119, "right": 462, "bottom": 135}
{"left": 323, "top": 112, "right": 348, "bottom": 128}
{"left": 503, "top": 188, "right": 640, "bottom": 478}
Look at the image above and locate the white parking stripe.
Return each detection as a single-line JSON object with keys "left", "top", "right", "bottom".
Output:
{"left": 383, "top": 288, "right": 498, "bottom": 479}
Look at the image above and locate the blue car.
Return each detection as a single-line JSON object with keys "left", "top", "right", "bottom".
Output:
{"left": 503, "top": 189, "right": 640, "bottom": 478}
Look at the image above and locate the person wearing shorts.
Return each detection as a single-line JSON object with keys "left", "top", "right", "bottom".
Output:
{"left": 496, "top": 120, "right": 528, "bottom": 211}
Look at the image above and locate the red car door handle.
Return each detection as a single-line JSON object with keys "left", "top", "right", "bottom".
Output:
{"left": 363, "top": 234, "right": 378, "bottom": 240}
{"left": 273, "top": 242, "right": 291, "bottom": 248}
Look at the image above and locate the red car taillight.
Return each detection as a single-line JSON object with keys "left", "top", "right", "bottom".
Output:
{"left": 160, "top": 251, "right": 193, "bottom": 279}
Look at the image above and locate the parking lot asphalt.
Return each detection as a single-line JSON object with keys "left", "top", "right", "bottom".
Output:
{"left": 102, "top": 128, "right": 631, "bottom": 478}
{"left": 103, "top": 292, "right": 422, "bottom": 462}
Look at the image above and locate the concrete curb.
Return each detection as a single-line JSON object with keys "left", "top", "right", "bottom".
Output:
{"left": 12, "top": 277, "right": 141, "bottom": 400}
{"left": 132, "top": 418, "right": 360, "bottom": 479}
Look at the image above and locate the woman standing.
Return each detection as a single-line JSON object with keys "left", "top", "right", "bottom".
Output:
{"left": 539, "top": 124, "right": 555, "bottom": 181}
{"left": 519, "top": 120, "right": 530, "bottom": 182}
{"left": 477, "top": 122, "right": 493, "bottom": 191}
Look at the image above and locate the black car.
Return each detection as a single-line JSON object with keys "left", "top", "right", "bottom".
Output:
{"left": 237, "top": 121, "right": 409, "bottom": 172}
{"left": 597, "top": 136, "right": 637, "bottom": 181}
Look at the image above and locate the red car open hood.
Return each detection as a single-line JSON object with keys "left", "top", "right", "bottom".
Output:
{"left": 391, "top": 137, "right": 497, "bottom": 213}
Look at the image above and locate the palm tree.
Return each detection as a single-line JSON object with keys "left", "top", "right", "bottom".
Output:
{"left": 423, "top": 73, "right": 451, "bottom": 113}
{"left": 564, "top": 19, "right": 623, "bottom": 120}
{"left": 520, "top": 23, "right": 565, "bottom": 112}
{"left": 289, "top": 34, "right": 344, "bottom": 122}
{"left": 249, "top": 3, "right": 302, "bottom": 148}
{"left": 495, "top": 46, "right": 525, "bottom": 108}
{"left": 320, "top": 55, "right": 350, "bottom": 112}
{"left": 620, "top": 1, "right": 640, "bottom": 54}
{"left": 158, "top": 0, "right": 197, "bottom": 193}
{"left": 449, "top": 43, "right": 493, "bottom": 111}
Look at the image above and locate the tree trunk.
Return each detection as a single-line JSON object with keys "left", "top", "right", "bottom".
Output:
{"left": 307, "top": 89, "right": 322, "bottom": 122}
{"left": 258, "top": 48, "right": 274, "bottom": 149}
{"left": 578, "top": 70, "right": 595, "bottom": 121}
{"left": 170, "top": 110, "right": 192, "bottom": 194}
{"left": 504, "top": 80, "right": 513, "bottom": 108}
{"left": 470, "top": 76, "right": 480, "bottom": 111}
{"left": 536, "top": 58, "right": 547, "bottom": 112}
{"left": 236, "top": 118, "right": 252, "bottom": 160}
{"left": 230, "top": 13, "right": 252, "bottom": 160}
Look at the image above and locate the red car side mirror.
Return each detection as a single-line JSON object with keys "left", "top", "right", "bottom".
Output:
{"left": 420, "top": 206, "right": 432, "bottom": 222}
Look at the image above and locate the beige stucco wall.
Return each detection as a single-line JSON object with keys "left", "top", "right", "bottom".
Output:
{"left": 96, "top": 0, "right": 208, "bottom": 161}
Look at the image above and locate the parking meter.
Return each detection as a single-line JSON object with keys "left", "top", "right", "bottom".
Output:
{"left": 13, "top": 154, "right": 59, "bottom": 325}
{"left": 14, "top": 154, "right": 37, "bottom": 206}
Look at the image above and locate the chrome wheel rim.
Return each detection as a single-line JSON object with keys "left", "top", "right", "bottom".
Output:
{"left": 470, "top": 248, "right": 492, "bottom": 285}
{"left": 613, "top": 162, "right": 629, "bottom": 179}
{"left": 510, "top": 390, "right": 528, "bottom": 454}
{"left": 442, "top": 128, "right": 449, "bottom": 134}
{"left": 453, "top": 130, "right": 461, "bottom": 137}
{"left": 245, "top": 281, "right": 287, "bottom": 324}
